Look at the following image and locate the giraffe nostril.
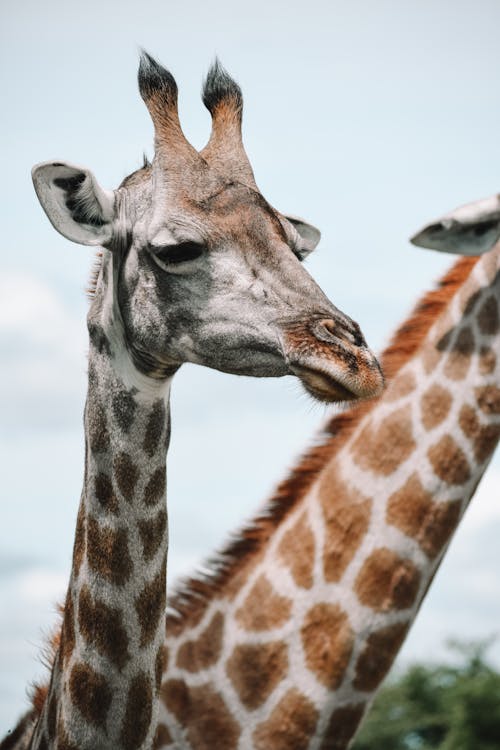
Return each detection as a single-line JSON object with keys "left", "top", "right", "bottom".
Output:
{"left": 319, "top": 319, "right": 337, "bottom": 337}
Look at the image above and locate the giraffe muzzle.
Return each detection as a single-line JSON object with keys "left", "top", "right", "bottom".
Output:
{"left": 283, "top": 316, "right": 384, "bottom": 403}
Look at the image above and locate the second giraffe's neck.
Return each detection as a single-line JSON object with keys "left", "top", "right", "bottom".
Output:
{"left": 157, "top": 249, "right": 500, "bottom": 749}
{"left": 31, "top": 340, "right": 171, "bottom": 749}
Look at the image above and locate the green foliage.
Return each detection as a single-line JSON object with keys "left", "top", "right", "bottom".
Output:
{"left": 352, "top": 641, "right": 500, "bottom": 750}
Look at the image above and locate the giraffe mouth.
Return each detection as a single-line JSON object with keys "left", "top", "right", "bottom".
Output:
{"left": 291, "top": 365, "right": 358, "bottom": 403}
{"left": 283, "top": 319, "right": 384, "bottom": 403}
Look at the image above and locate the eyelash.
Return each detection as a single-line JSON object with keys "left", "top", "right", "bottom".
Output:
{"left": 152, "top": 241, "right": 205, "bottom": 265}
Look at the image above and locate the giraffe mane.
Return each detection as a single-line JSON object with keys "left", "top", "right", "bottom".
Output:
{"left": 165, "top": 254, "right": 480, "bottom": 632}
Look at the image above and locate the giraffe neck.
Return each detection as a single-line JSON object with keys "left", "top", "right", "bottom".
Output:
{"left": 30, "top": 339, "right": 171, "bottom": 750}
{"left": 156, "top": 248, "right": 500, "bottom": 749}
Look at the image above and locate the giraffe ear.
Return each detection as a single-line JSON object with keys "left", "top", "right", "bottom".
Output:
{"left": 32, "top": 161, "right": 116, "bottom": 246}
{"left": 284, "top": 214, "right": 321, "bottom": 257}
{"left": 410, "top": 194, "right": 500, "bottom": 256}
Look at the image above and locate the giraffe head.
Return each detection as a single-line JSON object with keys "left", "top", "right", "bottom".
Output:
{"left": 32, "top": 53, "right": 383, "bottom": 403}
{"left": 411, "top": 193, "right": 500, "bottom": 255}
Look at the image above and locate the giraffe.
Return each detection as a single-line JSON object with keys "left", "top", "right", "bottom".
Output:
{"left": 1, "top": 54, "right": 384, "bottom": 750}
{"left": 141, "top": 196, "right": 500, "bottom": 749}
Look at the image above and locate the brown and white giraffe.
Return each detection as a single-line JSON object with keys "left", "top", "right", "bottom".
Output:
{"left": 0, "top": 55, "right": 382, "bottom": 750}
{"left": 143, "top": 196, "right": 500, "bottom": 749}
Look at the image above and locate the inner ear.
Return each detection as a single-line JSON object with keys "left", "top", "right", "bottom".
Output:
{"left": 32, "top": 161, "right": 116, "bottom": 246}
{"left": 283, "top": 214, "right": 321, "bottom": 256}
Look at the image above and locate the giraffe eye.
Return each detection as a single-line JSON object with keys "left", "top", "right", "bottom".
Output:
{"left": 152, "top": 241, "right": 205, "bottom": 265}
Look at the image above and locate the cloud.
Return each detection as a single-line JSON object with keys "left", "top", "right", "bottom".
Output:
{"left": 0, "top": 273, "right": 87, "bottom": 433}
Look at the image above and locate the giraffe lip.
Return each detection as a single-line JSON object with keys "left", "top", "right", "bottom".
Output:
{"left": 291, "top": 364, "right": 357, "bottom": 403}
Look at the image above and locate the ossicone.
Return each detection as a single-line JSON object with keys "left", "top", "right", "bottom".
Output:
{"left": 137, "top": 50, "right": 197, "bottom": 163}
{"left": 202, "top": 58, "right": 243, "bottom": 120}
{"left": 200, "top": 59, "right": 256, "bottom": 187}
{"left": 138, "top": 50, "right": 178, "bottom": 110}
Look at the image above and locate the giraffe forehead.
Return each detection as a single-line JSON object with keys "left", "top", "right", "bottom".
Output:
{"left": 124, "top": 165, "right": 286, "bottom": 247}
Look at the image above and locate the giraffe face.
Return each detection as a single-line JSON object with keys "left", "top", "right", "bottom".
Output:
{"left": 112, "top": 174, "right": 382, "bottom": 401}
{"left": 31, "top": 54, "right": 384, "bottom": 403}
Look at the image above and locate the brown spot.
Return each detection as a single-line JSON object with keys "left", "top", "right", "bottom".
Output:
{"left": 385, "top": 370, "right": 416, "bottom": 401}
{"left": 114, "top": 452, "right": 139, "bottom": 502}
{"left": 156, "top": 645, "right": 167, "bottom": 694}
{"left": 56, "top": 722, "right": 79, "bottom": 750}
{"left": 479, "top": 346, "right": 496, "bottom": 374}
{"left": 138, "top": 508, "right": 167, "bottom": 562}
{"left": 352, "top": 405, "right": 416, "bottom": 476}
{"left": 78, "top": 585, "right": 130, "bottom": 670}
{"left": 120, "top": 672, "right": 152, "bottom": 750}
{"left": 73, "top": 502, "right": 86, "bottom": 576}
{"left": 162, "top": 679, "right": 190, "bottom": 724}
{"left": 60, "top": 593, "right": 75, "bottom": 665}
{"left": 386, "top": 473, "right": 462, "bottom": 558}
{"left": 428, "top": 435, "right": 471, "bottom": 484}
{"left": 144, "top": 400, "right": 166, "bottom": 457}
{"left": 68, "top": 662, "right": 111, "bottom": 728}
{"left": 236, "top": 575, "right": 292, "bottom": 631}
{"left": 277, "top": 513, "right": 315, "bottom": 589}
{"left": 424, "top": 500, "right": 462, "bottom": 557}
{"left": 355, "top": 548, "right": 421, "bottom": 611}
{"left": 459, "top": 403, "right": 500, "bottom": 463}
{"left": 112, "top": 389, "right": 137, "bottom": 432}
{"left": 353, "top": 622, "right": 409, "bottom": 691}
{"left": 143, "top": 467, "right": 166, "bottom": 506}
{"left": 459, "top": 404, "right": 480, "bottom": 438}
{"left": 153, "top": 724, "right": 173, "bottom": 749}
{"left": 422, "top": 342, "right": 441, "bottom": 375}
{"left": 421, "top": 384, "right": 452, "bottom": 430}
{"left": 460, "top": 285, "right": 482, "bottom": 315}
{"left": 176, "top": 611, "right": 224, "bottom": 672}
{"left": 226, "top": 641, "right": 288, "bottom": 710}
{"left": 135, "top": 566, "right": 166, "bottom": 647}
{"left": 86, "top": 518, "right": 133, "bottom": 586}
{"left": 387, "top": 474, "right": 463, "bottom": 558}
{"left": 47, "top": 692, "right": 57, "bottom": 740}
{"left": 319, "top": 703, "right": 366, "bottom": 750}
{"left": 87, "top": 406, "right": 109, "bottom": 453}
{"left": 318, "top": 470, "right": 372, "bottom": 582}
{"left": 474, "top": 424, "right": 500, "bottom": 463}
{"left": 253, "top": 688, "right": 318, "bottom": 750}
{"left": 476, "top": 384, "right": 500, "bottom": 415}
{"left": 442, "top": 327, "right": 474, "bottom": 381}
{"left": 162, "top": 681, "right": 240, "bottom": 750}
{"left": 94, "top": 472, "right": 118, "bottom": 514}
{"left": 301, "top": 603, "right": 354, "bottom": 688}
{"left": 478, "top": 295, "right": 499, "bottom": 335}
{"left": 388, "top": 474, "right": 433, "bottom": 540}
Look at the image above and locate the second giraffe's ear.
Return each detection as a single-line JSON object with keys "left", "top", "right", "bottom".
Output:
{"left": 32, "top": 161, "right": 116, "bottom": 246}
{"left": 411, "top": 194, "right": 500, "bottom": 256}
{"left": 284, "top": 214, "right": 321, "bottom": 257}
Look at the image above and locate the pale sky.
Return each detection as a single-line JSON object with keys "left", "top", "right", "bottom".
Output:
{"left": 2, "top": 0, "right": 500, "bottom": 733}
